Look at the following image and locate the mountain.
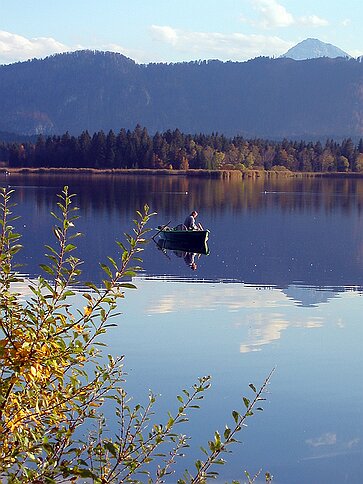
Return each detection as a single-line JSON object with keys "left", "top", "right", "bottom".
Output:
{"left": 0, "top": 50, "right": 362, "bottom": 140}
{"left": 282, "top": 38, "right": 350, "bottom": 60}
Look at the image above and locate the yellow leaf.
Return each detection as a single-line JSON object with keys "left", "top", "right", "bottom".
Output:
{"left": 84, "top": 306, "right": 92, "bottom": 317}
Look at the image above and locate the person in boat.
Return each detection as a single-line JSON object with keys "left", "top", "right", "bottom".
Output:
{"left": 184, "top": 210, "right": 203, "bottom": 230}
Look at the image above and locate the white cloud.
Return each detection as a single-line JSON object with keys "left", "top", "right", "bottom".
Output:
{"left": 342, "top": 18, "right": 351, "bottom": 27}
{"left": 306, "top": 432, "right": 337, "bottom": 447}
{"left": 149, "top": 3, "right": 329, "bottom": 61}
{"left": 299, "top": 15, "right": 329, "bottom": 27}
{"left": 151, "top": 25, "right": 178, "bottom": 46}
{"left": 138, "top": 278, "right": 326, "bottom": 354}
{"left": 250, "top": 0, "right": 329, "bottom": 29}
{"left": 346, "top": 438, "right": 360, "bottom": 449}
{"left": 239, "top": 15, "right": 250, "bottom": 24}
{"left": 304, "top": 432, "right": 360, "bottom": 460}
{"left": 0, "top": 31, "right": 152, "bottom": 65}
{"left": 99, "top": 43, "right": 151, "bottom": 63}
{"left": 239, "top": 313, "right": 322, "bottom": 353}
{"left": 150, "top": 25, "right": 292, "bottom": 61}
{"left": 252, "top": 0, "right": 294, "bottom": 28}
{"left": 349, "top": 49, "right": 363, "bottom": 58}
{"left": 0, "top": 30, "right": 70, "bottom": 64}
{"left": 142, "top": 279, "right": 292, "bottom": 315}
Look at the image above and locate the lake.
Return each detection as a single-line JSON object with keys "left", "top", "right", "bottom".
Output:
{"left": 2, "top": 172, "right": 363, "bottom": 483}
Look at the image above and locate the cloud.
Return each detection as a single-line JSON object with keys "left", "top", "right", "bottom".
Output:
{"left": 239, "top": 313, "right": 323, "bottom": 353}
{"left": 0, "top": 30, "right": 153, "bottom": 65}
{"left": 151, "top": 25, "right": 178, "bottom": 46}
{"left": 149, "top": 3, "right": 329, "bottom": 62}
{"left": 139, "top": 279, "right": 325, "bottom": 353}
{"left": 305, "top": 432, "right": 360, "bottom": 450}
{"left": 98, "top": 43, "right": 152, "bottom": 63}
{"left": 349, "top": 49, "right": 363, "bottom": 58}
{"left": 304, "top": 433, "right": 360, "bottom": 461}
{"left": 306, "top": 432, "right": 337, "bottom": 448}
{"left": 143, "top": 281, "right": 290, "bottom": 314}
{"left": 252, "top": 0, "right": 294, "bottom": 28}
{"left": 250, "top": 0, "right": 329, "bottom": 29}
{"left": 0, "top": 30, "right": 70, "bottom": 64}
{"left": 150, "top": 25, "right": 292, "bottom": 61}
{"left": 299, "top": 15, "right": 329, "bottom": 27}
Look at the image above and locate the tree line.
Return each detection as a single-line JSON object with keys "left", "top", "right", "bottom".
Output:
{"left": 1, "top": 125, "right": 363, "bottom": 172}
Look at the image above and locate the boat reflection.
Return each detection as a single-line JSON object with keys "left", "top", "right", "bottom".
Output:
{"left": 156, "top": 238, "right": 210, "bottom": 271}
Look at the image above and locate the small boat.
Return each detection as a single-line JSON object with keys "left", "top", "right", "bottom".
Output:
{"left": 156, "top": 226, "right": 210, "bottom": 255}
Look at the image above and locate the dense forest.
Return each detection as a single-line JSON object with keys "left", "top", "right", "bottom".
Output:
{"left": 0, "top": 50, "right": 362, "bottom": 139}
{"left": 2, "top": 126, "right": 363, "bottom": 172}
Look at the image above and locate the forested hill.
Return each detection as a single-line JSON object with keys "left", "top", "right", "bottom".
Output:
{"left": 0, "top": 50, "right": 362, "bottom": 139}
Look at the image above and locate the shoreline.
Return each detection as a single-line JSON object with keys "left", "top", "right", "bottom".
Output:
{"left": 1, "top": 167, "right": 363, "bottom": 179}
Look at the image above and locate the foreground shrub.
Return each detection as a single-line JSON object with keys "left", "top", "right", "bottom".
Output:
{"left": 0, "top": 186, "right": 273, "bottom": 483}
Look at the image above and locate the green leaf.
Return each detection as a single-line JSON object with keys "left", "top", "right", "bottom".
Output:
{"left": 224, "top": 427, "right": 231, "bottom": 439}
{"left": 9, "top": 243, "right": 23, "bottom": 254}
{"left": 39, "top": 263, "right": 55, "bottom": 275}
{"left": 249, "top": 383, "right": 257, "bottom": 393}
{"left": 100, "top": 263, "right": 113, "bottom": 278}
{"left": 213, "top": 458, "right": 226, "bottom": 465}
{"left": 232, "top": 410, "right": 239, "bottom": 424}
{"left": 64, "top": 243, "right": 77, "bottom": 253}
{"left": 76, "top": 468, "right": 97, "bottom": 478}
{"left": 118, "top": 283, "right": 137, "bottom": 289}
{"left": 104, "top": 441, "right": 118, "bottom": 458}
{"left": 103, "top": 280, "right": 112, "bottom": 290}
{"left": 107, "top": 256, "right": 118, "bottom": 269}
{"left": 166, "top": 416, "right": 174, "bottom": 429}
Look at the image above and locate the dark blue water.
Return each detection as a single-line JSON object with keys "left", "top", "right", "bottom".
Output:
{"left": 2, "top": 173, "right": 363, "bottom": 483}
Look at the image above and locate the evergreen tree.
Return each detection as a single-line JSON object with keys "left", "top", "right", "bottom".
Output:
{"left": 90, "top": 131, "right": 106, "bottom": 168}
{"left": 105, "top": 130, "right": 116, "bottom": 168}
{"left": 78, "top": 130, "right": 92, "bottom": 168}
{"left": 115, "top": 128, "right": 129, "bottom": 168}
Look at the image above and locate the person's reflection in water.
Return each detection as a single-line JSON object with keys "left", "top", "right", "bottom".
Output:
{"left": 184, "top": 252, "right": 198, "bottom": 271}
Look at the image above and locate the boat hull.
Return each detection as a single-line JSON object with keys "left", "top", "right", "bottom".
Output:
{"left": 157, "top": 229, "right": 210, "bottom": 254}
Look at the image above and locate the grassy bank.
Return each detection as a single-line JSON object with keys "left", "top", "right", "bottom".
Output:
{"left": 1, "top": 166, "right": 363, "bottom": 179}
{"left": 0, "top": 167, "right": 243, "bottom": 179}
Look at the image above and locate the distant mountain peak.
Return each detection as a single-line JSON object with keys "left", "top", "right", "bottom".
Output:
{"left": 282, "top": 38, "right": 350, "bottom": 60}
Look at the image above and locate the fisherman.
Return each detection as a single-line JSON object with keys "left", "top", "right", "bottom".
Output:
{"left": 184, "top": 210, "right": 203, "bottom": 230}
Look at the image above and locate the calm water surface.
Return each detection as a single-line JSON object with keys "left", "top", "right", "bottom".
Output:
{"left": 3, "top": 173, "right": 363, "bottom": 483}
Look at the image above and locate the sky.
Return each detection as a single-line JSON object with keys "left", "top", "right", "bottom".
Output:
{"left": 0, "top": 0, "right": 362, "bottom": 65}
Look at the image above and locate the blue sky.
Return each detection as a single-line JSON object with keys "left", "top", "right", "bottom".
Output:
{"left": 1, "top": 0, "right": 362, "bottom": 65}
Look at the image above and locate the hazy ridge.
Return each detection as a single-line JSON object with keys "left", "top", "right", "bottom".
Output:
{"left": 0, "top": 50, "right": 362, "bottom": 140}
